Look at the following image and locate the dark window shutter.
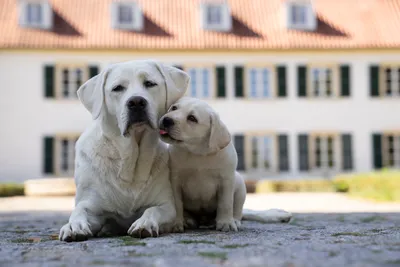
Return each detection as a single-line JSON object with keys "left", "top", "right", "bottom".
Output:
{"left": 277, "top": 66, "right": 287, "bottom": 97}
{"left": 372, "top": 133, "right": 383, "bottom": 169}
{"left": 234, "top": 135, "right": 245, "bottom": 171}
{"left": 298, "top": 134, "right": 309, "bottom": 171}
{"left": 43, "top": 136, "right": 54, "bottom": 174}
{"left": 340, "top": 65, "right": 350, "bottom": 97}
{"left": 235, "top": 66, "right": 244, "bottom": 97}
{"left": 89, "top": 66, "right": 99, "bottom": 78}
{"left": 216, "top": 66, "right": 226, "bottom": 98}
{"left": 278, "top": 134, "right": 289, "bottom": 171}
{"left": 370, "top": 65, "right": 380, "bottom": 97}
{"left": 44, "top": 65, "right": 55, "bottom": 98}
{"left": 298, "top": 66, "right": 307, "bottom": 97}
{"left": 174, "top": 65, "right": 183, "bottom": 70}
{"left": 341, "top": 134, "right": 353, "bottom": 170}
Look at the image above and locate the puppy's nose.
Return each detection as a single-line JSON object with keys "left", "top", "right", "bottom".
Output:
{"left": 162, "top": 117, "right": 174, "bottom": 128}
{"left": 127, "top": 96, "right": 147, "bottom": 110}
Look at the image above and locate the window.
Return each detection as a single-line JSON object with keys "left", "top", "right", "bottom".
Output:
{"left": 247, "top": 135, "right": 275, "bottom": 173}
{"left": 310, "top": 135, "right": 338, "bottom": 171}
{"left": 118, "top": 4, "right": 134, "bottom": 24}
{"left": 56, "top": 65, "right": 88, "bottom": 99}
{"left": 381, "top": 66, "right": 400, "bottom": 97}
{"left": 201, "top": 3, "right": 231, "bottom": 31}
{"left": 247, "top": 68, "right": 273, "bottom": 98}
{"left": 186, "top": 67, "right": 213, "bottom": 99}
{"left": 19, "top": 0, "right": 53, "bottom": 29}
{"left": 380, "top": 133, "right": 400, "bottom": 168}
{"left": 26, "top": 3, "right": 42, "bottom": 25}
{"left": 311, "top": 67, "right": 333, "bottom": 97}
{"left": 286, "top": 1, "right": 316, "bottom": 31}
{"left": 111, "top": 2, "right": 143, "bottom": 30}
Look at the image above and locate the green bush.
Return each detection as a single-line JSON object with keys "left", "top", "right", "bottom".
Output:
{"left": 0, "top": 183, "right": 25, "bottom": 197}
{"left": 255, "top": 179, "right": 334, "bottom": 193}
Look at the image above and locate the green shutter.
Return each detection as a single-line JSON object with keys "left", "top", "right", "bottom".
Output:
{"left": 235, "top": 66, "right": 244, "bottom": 98}
{"left": 89, "top": 66, "right": 99, "bottom": 78}
{"left": 298, "top": 66, "right": 307, "bottom": 97}
{"left": 277, "top": 66, "right": 287, "bottom": 97}
{"left": 298, "top": 134, "right": 309, "bottom": 171}
{"left": 234, "top": 135, "right": 245, "bottom": 171}
{"left": 370, "top": 65, "right": 380, "bottom": 97}
{"left": 44, "top": 65, "right": 55, "bottom": 98}
{"left": 278, "top": 134, "right": 289, "bottom": 171}
{"left": 372, "top": 133, "right": 383, "bottom": 169}
{"left": 340, "top": 65, "right": 350, "bottom": 97}
{"left": 43, "top": 136, "right": 54, "bottom": 174}
{"left": 216, "top": 66, "right": 226, "bottom": 98}
{"left": 341, "top": 134, "right": 353, "bottom": 170}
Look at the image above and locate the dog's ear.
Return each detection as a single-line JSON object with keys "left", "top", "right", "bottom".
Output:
{"left": 208, "top": 111, "right": 231, "bottom": 154}
{"left": 77, "top": 67, "right": 109, "bottom": 120}
{"left": 153, "top": 61, "right": 190, "bottom": 111}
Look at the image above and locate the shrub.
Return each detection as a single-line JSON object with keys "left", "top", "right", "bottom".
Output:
{"left": 0, "top": 183, "right": 25, "bottom": 197}
{"left": 255, "top": 179, "right": 334, "bottom": 193}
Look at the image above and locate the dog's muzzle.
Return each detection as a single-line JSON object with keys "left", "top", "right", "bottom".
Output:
{"left": 126, "top": 96, "right": 150, "bottom": 126}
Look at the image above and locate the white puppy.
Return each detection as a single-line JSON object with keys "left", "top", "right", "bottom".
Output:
{"left": 59, "top": 60, "right": 189, "bottom": 241}
{"left": 159, "top": 97, "right": 292, "bottom": 232}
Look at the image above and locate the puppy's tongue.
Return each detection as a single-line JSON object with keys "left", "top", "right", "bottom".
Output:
{"left": 159, "top": 130, "right": 168, "bottom": 135}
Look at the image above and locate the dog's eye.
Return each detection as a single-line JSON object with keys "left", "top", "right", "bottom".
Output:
{"left": 171, "top": 106, "right": 178, "bottom": 111}
{"left": 112, "top": 85, "right": 125, "bottom": 92}
{"left": 144, "top": 80, "right": 158, "bottom": 88}
{"left": 187, "top": 115, "right": 198, "bottom": 123}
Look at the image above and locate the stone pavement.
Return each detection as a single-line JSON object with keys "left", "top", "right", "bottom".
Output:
{"left": 0, "top": 194, "right": 400, "bottom": 267}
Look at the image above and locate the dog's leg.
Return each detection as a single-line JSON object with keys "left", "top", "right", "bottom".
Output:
{"left": 242, "top": 209, "right": 292, "bottom": 223}
{"left": 215, "top": 173, "right": 238, "bottom": 232}
{"left": 171, "top": 174, "right": 185, "bottom": 233}
{"left": 59, "top": 199, "right": 104, "bottom": 242}
{"left": 232, "top": 173, "right": 246, "bottom": 229}
{"left": 183, "top": 210, "right": 198, "bottom": 229}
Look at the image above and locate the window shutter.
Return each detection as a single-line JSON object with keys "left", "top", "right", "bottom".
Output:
{"left": 341, "top": 134, "right": 353, "bottom": 170}
{"left": 340, "top": 65, "right": 350, "bottom": 97}
{"left": 44, "top": 65, "right": 55, "bottom": 98}
{"left": 234, "top": 135, "right": 245, "bottom": 171}
{"left": 276, "top": 65, "right": 287, "bottom": 97}
{"left": 43, "top": 136, "right": 54, "bottom": 174}
{"left": 298, "top": 66, "right": 307, "bottom": 97}
{"left": 234, "top": 66, "right": 244, "bottom": 98}
{"left": 298, "top": 134, "right": 309, "bottom": 171}
{"left": 372, "top": 133, "right": 383, "bottom": 169}
{"left": 216, "top": 66, "right": 226, "bottom": 98}
{"left": 89, "top": 66, "right": 99, "bottom": 78}
{"left": 278, "top": 134, "right": 289, "bottom": 171}
{"left": 370, "top": 65, "right": 380, "bottom": 97}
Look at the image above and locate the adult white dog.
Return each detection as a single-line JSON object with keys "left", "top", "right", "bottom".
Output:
{"left": 59, "top": 60, "right": 189, "bottom": 242}
{"left": 159, "top": 97, "right": 293, "bottom": 232}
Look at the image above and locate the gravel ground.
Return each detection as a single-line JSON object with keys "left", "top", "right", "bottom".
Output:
{"left": 0, "top": 211, "right": 399, "bottom": 267}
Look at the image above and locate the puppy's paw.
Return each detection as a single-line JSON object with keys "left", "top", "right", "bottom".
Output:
{"left": 128, "top": 216, "right": 159, "bottom": 238}
{"left": 59, "top": 221, "right": 92, "bottom": 242}
{"left": 171, "top": 220, "right": 184, "bottom": 233}
{"left": 216, "top": 217, "right": 238, "bottom": 232}
{"left": 183, "top": 216, "right": 198, "bottom": 229}
{"left": 234, "top": 219, "right": 242, "bottom": 229}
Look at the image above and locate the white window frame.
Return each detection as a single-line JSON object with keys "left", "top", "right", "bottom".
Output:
{"left": 382, "top": 133, "right": 400, "bottom": 168}
{"left": 245, "top": 133, "right": 277, "bottom": 175}
{"left": 309, "top": 133, "right": 341, "bottom": 175}
{"left": 380, "top": 65, "right": 400, "bottom": 98}
{"left": 185, "top": 66, "right": 215, "bottom": 99}
{"left": 54, "top": 134, "right": 80, "bottom": 177}
{"left": 200, "top": 2, "right": 231, "bottom": 32}
{"left": 307, "top": 64, "right": 338, "bottom": 98}
{"left": 19, "top": 0, "right": 53, "bottom": 29}
{"left": 245, "top": 66, "right": 276, "bottom": 99}
{"left": 55, "top": 64, "right": 88, "bottom": 100}
{"left": 285, "top": 0, "right": 316, "bottom": 31}
{"left": 111, "top": 1, "right": 143, "bottom": 31}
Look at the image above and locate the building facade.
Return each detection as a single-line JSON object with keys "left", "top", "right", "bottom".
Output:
{"left": 1, "top": 0, "right": 399, "bottom": 182}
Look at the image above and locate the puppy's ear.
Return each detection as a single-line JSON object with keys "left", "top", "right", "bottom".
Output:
{"left": 209, "top": 112, "right": 231, "bottom": 154}
{"left": 77, "top": 67, "right": 109, "bottom": 120}
{"left": 153, "top": 61, "right": 190, "bottom": 111}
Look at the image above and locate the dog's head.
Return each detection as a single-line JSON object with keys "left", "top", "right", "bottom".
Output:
{"left": 77, "top": 60, "right": 190, "bottom": 137}
{"left": 158, "top": 97, "right": 231, "bottom": 155}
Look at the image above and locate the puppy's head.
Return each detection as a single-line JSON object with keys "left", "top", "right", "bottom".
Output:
{"left": 77, "top": 60, "right": 189, "bottom": 137}
{"left": 159, "top": 97, "right": 231, "bottom": 155}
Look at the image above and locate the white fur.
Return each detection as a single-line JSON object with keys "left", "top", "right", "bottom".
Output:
{"left": 159, "top": 97, "right": 292, "bottom": 232}
{"left": 59, "top": 60, "right": 190, "bottom": 241}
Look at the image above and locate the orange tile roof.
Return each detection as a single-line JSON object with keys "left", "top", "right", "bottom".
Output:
{"left": 1, "top": 0, "right": 400, "bottom": 50}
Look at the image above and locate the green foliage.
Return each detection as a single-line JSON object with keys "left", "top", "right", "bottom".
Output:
{"left": 0, "top": 183, "right": 24, "bottom": 197}
{"left": 255, "top": 179, "right": 334, "bottom": 193}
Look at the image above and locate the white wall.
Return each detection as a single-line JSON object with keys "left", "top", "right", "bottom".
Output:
{"left": 0, "top": 51, "right": 399, "bottom": 182}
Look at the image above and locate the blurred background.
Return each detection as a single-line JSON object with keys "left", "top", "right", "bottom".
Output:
{"left": 0, "top": 0, "right": 399, "bottom": 204}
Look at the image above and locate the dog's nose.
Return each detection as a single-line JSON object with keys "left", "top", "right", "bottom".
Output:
{"left": 127, "top": 96, "right": 147, "bottom": 110}
{"left": 162, "top": 117, "right": 174, "bottom": 128}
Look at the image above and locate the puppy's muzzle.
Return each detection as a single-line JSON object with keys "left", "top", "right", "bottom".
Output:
{"left": 127, "top": 96, "right": 149, "bottom": 125}
{"left": 161, "top": 117, "right": 174, "bottom": 129}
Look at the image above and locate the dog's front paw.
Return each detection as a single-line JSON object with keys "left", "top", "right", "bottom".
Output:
{"left": 128, "top": 216, "right": 159, "bottom": 238}
{"left": 234, "top": 219, "right": 242, "bottom": 229}
{"left": 59, "top": 221, "right": 92, "bottom": 242}
{"left": 183, "top": 216, "right": 198, "bottom": 229}
{"left": 216, "top": 217, "right": 238, "bottom": 232}
{"left": 171, "top": 220, "right": 184, "bottom": 233}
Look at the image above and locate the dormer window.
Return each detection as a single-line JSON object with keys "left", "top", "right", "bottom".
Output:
{"left": 19, "top": 0, "right": 53, "bottom": 29}
{"left": 111, "top": 1, "right": 143, "bottom": 31}
{"left": 201, "top": 2, "right": 231, "bottom": 32}
{"left": 285, "top": 0, "right": 316, "bottom": 31}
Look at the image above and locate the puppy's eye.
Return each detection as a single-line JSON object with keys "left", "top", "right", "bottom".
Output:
{"left": 171, "top": 106, "right": 178, "bottom": 111}
{"left": 144, "top": 80, "right": 157, "bottom": 88}
{"left": 112, "top": 85, "right": 125, "bottom": 92}
{"left": 187, "top": 115, "right": 198, "bottom": 123}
